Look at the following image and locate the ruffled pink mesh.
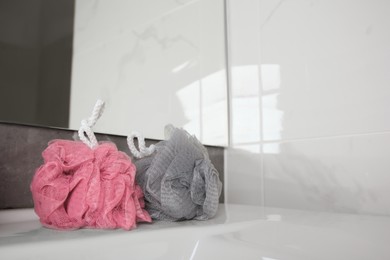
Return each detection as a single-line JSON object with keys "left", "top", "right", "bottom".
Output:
{"left": 30, "top": 140, "right": 151, "bottom": 230}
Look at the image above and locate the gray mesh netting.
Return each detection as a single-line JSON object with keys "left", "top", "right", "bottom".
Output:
{"left": 134, "top": 125, "right": 222, "bottom": 221}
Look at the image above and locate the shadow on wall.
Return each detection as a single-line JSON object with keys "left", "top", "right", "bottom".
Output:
{"left": 263, "top": 144, "right": 378, "bottom": 214}
{"left": 225, "top": 147, "right": 263, "bottom": 206}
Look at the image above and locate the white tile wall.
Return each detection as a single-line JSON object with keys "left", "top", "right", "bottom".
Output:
{"left": 226, "top": 0, "right": 390, "bottom": 215}
{"left": 70, "top": 0, "right": 228, "bottom": 146}
{"left": 260, "top": 0, "right": 390, "bottom": 141}
{"left": 263, "top": 133, "right": 390, "bottom": 215}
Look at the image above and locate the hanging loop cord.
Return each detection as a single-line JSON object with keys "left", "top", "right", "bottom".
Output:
{"left": 78, "top": 99, "right": 105, "bottom": 149}
{"left": 127, "top": 131, "right": 156, "bottom": 159}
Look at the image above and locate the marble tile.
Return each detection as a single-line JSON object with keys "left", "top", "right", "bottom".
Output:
{"left": 259, "top": 0, "right": 390, "bottom": 141}
{"left": 0, "top": 123, "right": 224, "bottom": 209}
{"left": 73, "top": 0, "right": 195, "bottom": 55}
{"left": 263, "top": 133, "right": 390, "bottom": 215}
{"left": 226, "top": 0, "right": 390, "bottom": 216}
{"left": 71, "top": 0, "right": 228, "bottom": 146}
{"left": 71, "top": 3, "right": 200, "bottom": 138}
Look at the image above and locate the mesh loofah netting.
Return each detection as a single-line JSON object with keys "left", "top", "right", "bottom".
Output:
{"left": 30, "top": 140, "right": 151, "bottom": 230}
{"left": 134, "top": 126, "right": 222, "bottom": 221}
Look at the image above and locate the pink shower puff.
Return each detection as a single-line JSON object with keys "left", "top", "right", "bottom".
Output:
{"left": 30, "top": 139, "right": 152, "bottom": 230}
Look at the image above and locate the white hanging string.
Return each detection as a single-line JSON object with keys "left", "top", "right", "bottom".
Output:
{"left": 78, "top": 99, "right": 105, "bottom": 148}
{"left": 127, "top": 131, "right": 156, "bottom": 159}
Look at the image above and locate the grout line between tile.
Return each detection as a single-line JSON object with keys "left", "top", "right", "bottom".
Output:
{"left": 232, "top": 131, "right": 390, "bottom": 147}
{"left": 224, "top": 0, "right": 232, "bottom": 147}
{"left": 266, "top": 131, "right": 390, "bottom": 144}
{"left": 257, "top": 0, "right": 266, "bottom": 208}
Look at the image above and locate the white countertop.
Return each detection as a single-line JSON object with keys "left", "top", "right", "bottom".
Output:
{"left": 1, "top": 204, "right": 390, "bottom": 259}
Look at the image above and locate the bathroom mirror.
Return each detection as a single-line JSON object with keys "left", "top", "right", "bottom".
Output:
{"left": 0, "top": 0, "right": 228, "bottom": 146}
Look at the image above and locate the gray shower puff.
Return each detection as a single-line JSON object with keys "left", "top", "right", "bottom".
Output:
{"left": 134, "top": 125, "right": 222, "bottom": 221}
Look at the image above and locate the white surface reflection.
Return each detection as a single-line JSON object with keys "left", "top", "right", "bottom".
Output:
{"left": 231, "top": 65, "right": 261, "bottom": 146}
{"left": 175, "top": 69, "right": 228, "bottom": 146}
{"left": 172, "top": 60, "right": 191, "bottom": 73}
{"left": 263, "top": 143, "right": 280, "bottom": 154}
{"left": 200, "top": 70, "right": 228, "bottom": 146}
{"left": 261, "top": 64, "right": 281, "bottom": 91}
{"left": 230, "top": 64, "right": 283, "bottom": 145}
{"left": 189, "top": 240, "right": 200, "bottom": 260}
{"left": 176, "top": 81, "right": 201, "bottom": 137}
{"left": 266, "top": 214, "right": 282, "bottom": 221}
